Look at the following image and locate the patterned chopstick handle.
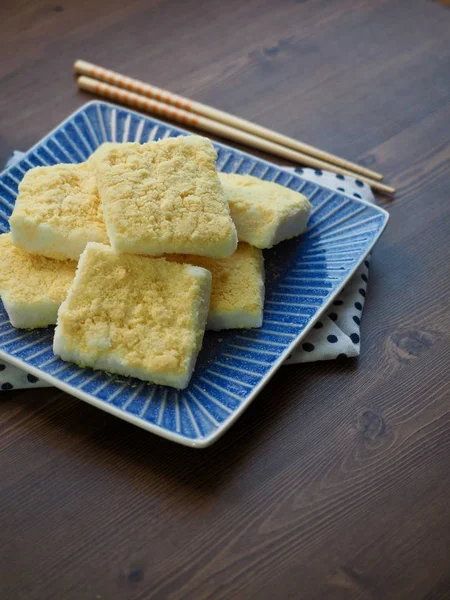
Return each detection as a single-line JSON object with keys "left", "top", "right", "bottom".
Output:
{"left": 75, "top": 60, "right": 193, "bottom": 112}
{"left": 78, "top": 76, "right": 199, "bottom": 127}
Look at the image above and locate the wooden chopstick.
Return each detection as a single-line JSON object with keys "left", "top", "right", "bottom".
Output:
{"left": 77, "top": 76, "right": 395, "bottom": 196}
{"left": 74, "top": 59, "right": 384, "bottom": 182}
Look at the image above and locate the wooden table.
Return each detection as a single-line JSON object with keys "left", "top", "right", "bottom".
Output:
{"left": 1, "top": 1, "right": 449, "bottom": 598}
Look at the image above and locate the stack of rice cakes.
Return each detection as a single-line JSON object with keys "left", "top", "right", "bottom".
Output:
{"left": 0, "top": 135, "right": 311, "bottom": 389}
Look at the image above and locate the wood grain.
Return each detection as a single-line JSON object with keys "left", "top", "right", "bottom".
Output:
{"left": 1, "top": 0, "right": 450, "bottom": 599}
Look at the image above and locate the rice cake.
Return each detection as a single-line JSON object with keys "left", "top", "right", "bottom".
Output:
{"left": 167, "top": 243, "right": 264, "bottom": 330}
{"left": 89, "top": 136, "right": 237, "bottom": 257}
{"left": 0, "top": 233, "right": 77, "bottom": 329}
{"left": 53, "top": 243, "right": 212, "bottom": 389}
{"left": 219, "top": 173, "right": 311, "bottom": 248}
{"left": 10, "top": 163, "right": 109, "bottom": 261}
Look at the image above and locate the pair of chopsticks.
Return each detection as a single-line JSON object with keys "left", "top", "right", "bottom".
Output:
{"left": 74, "top": 60, "right": 395, "bottom": 196}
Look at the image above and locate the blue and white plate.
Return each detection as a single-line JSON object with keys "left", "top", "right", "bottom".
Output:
{"left": 0, "top": 101, "right": 388, "bottom": 447}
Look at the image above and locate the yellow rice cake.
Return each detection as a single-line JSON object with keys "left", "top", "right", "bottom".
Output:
{"left": 53, "top": 243, "right": 212, "bottom": 389}
{"left": 167, "top": 243, "right": 264, "bottom": 330}
{"left": 219, "top": 173, "right": 311, "bottom": 248}
{"left": 0, "top": 233, "right": 77, "bottom": 329}
{"left": 10, "top": 162, "right": 109, "bottom": 261}
{"left": 89, "top": 136, "right": 237, "bottom": 257}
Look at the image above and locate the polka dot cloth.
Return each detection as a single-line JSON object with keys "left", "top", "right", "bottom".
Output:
{"left": 284, "top": 259, "right": 369, "bottom": 364}
{"left": 283, "top": 166, "right": 375, "bottom": 365}
{"left": 0, "top": 362, "right": 49, "bottom": 390}
{"left": 0, "top": 157, "right": 374, "bottom": 390}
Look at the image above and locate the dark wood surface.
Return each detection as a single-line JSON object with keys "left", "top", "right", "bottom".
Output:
{"left": 1, "top": 1, "right": 450, "bottom": 598}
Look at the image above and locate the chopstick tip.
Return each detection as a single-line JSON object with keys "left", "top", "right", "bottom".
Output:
{"left": 74, "top": 59, "right": 91, "bottom": 74}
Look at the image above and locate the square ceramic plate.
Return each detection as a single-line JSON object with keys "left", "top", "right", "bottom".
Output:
{"left": 0, "top": 101, "right": 388, "bottom": 447}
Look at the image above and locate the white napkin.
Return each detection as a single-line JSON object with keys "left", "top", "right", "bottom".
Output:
{"left": 0, "top": 156, "right": 373, "bottom": 390}
{"left": 283, "top": 167, "right": 372, "bottom": 364}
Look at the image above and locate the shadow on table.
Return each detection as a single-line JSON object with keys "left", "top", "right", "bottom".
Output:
{"left": 9, "top": 357, "right": 358, "bottom": 503}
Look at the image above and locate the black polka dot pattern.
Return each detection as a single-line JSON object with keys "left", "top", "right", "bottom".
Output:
{"left": 290, "top": 256, "right": 368, "bottom": 361}
{"left": 268, "top": 176, "right": 369, "bottom": 365}
{"left": 1, "top": 358, "right": 45, "bottom": 391}
{"left": 287, "top": 243, "right": 369, "bottom": 362}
